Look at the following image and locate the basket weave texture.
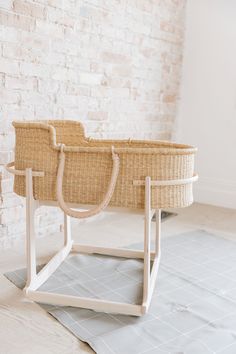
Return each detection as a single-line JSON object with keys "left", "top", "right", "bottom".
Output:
{"left": 13, "top": 120, "right": 197, "bottom": 209}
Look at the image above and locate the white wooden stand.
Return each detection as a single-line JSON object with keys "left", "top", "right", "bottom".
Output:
{"left": 22, "top": 169, "right": 161, "bottom": 316}
{"left": 5, "top": 161, "right": 198, "bottom": 316}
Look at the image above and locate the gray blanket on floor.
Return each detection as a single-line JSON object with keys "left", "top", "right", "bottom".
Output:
{"left": 5, "top": 230, "right": 236, "bottom": 354}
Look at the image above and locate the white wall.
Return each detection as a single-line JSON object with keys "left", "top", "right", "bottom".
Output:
{"left": 177, "top": 0, "right": 236, "bottom": 209}
{"left": 0, "top": 0, "right": 186, "bottom": 247}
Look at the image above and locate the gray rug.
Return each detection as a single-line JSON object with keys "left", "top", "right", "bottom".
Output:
{"left": 4, "top": 230, "right": 236, "bottom": 354}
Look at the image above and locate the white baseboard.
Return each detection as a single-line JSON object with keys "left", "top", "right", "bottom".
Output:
{"left": 194, "top": 177, "right": 236, "bottom": 209}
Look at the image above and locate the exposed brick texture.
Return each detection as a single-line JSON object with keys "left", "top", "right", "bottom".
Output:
{"left": 0, "top": 0, "right": 186, "bottom": 247}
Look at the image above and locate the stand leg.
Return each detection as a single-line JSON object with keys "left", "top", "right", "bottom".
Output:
{"left": 64, "top": 213, "right": 71, "bottom": 247}
{"left": 143, "top": 176, "right": 151, "bottom": 305}
{"left": 25, "top": 168, "right": 37, "bottom": 289}
{"left": 24, "top": 170, "right": 72, "bottom": 292}
{"left": 155, "top": 209, "right": 161, "bottom": 258}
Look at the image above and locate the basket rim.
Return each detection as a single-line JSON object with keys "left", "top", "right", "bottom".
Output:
{"left": 12, "top": 120, "right": 197, "bottom": 155}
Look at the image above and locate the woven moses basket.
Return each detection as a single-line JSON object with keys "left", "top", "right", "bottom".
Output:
{"left": 11, "top": 120, "right": 197, "bottom": 214}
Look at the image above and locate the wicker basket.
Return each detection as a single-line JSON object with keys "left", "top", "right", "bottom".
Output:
{"left": 12, "top": 120, "right": 197, "bottom": 212}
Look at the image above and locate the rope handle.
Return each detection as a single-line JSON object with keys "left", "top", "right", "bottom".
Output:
{"left": 56, "top": 144, "right": 120, "bottom": 219}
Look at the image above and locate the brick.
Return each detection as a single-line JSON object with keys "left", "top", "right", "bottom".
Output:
{"left": 0, "top": 178, "right": 14, "bottom": 194}
{"left": 0, "top": 57, "right": 19, "bottom": 75}
{"left": 34, "top": 105, "right": 53, "bottom": 119}
{"left": 0, "top": 89, "right": 20, "bottom": 104}
{"left": 0, "top": 26, "right": 18, "bottom": 42}
{"left": 79, "top": 5, "right": 111, "bottom": 24}
{"left": 0, "top": 132, "right": 14, "bottom": 150}
{"left": 52, "top": 39, "right": 78, "bottom": 55}
{"left": 47, "top": 0, "right": 64, "bottom": 8}
{"left": 0, "top": 151, "right": 13, "bottom": 164}
{"left": 0, "top": 108, "right": 13, "bottom": 126}
{"left": 47, "top": 6, "right": 75, "bottom": 27}
{"left": 37, "top": 78, "right": 60, "bottom": 94}
{"left": 0, "top": 0, "right": 13, "bottom": 10}
{"left": 20, "top": 90, "right": 49, "bottom": 106}
{"left": 90, "top": 86, "right": 110, "bottom": 98}
{"left": 160, "top": 20, "right": 175, "bottom": 33}
{"left": 66, "top": 55, "right": 90, "bottom": 71}
{"left": 51, "top": 66, "right": 78, "bottom": 82}
{"left": 0, "top": 205, "right": 24, "bottom": 224}
{"left": 18, "top": 33, "right": 50, "bottom": 62}
{"left": 162, "top": 94, "right": 177, "bottom": 103}
{"left": 2, "top": 43, "right": 24, "bottom": 60}
{"left": 0, "top": 73, "right": 4, "bottom": 87}
{"left": 43, "top": 52, "right": 65, "bottom": 66}
{"left": 62, "top": 107, "right": 86, "bottom": 120}
{"left": 51, "top": 66, "right": 68, "bottom": 81}
{"left": 20, "top": 62, "right": 50, "bottom": 78}
{"left": 6, "top": 221, "right": 25, "bottom": 237}
{"left": 0, "top": 10, "right": 35, "bottom": 31}
{"left": 35, "top": 19, "right": 64, "bottom": 37}
{"left": 1, "top": 193, "right": 22, "bottom": 208}
{"left": 1, "top": 103, "right": 34, "bottom": 121}
{"left": 101, "top": 51, "right": 130, "bottom": 64}
{"left": 13, "top": 0, "right": 45, "bottom": 19}
{"left": 5, "top": 75, "right": 37, "bottom": 90}
{"left": 0, "top": 225, "right": 7, "bottom": 238}
{"left": 112, "top": 64, "right": 132, "bottom": 77}
{"left": 109, "top": 88, "right": 130, "bottom": 98}
{"left": 58, "top": 94, "right": 82, "bottom": 107}
{"left": 66, "top": 83, "right": 90, "bottom": 97}
{"left": 88, "top": 111, "right": 108, "bottom": 121}
{"left": 79, "top": 72, "right": 103, "bottom": 86}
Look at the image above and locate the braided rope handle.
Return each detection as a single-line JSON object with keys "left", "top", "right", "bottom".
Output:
{"left": 56, "top": 145, "right": 120, "bottom": 219}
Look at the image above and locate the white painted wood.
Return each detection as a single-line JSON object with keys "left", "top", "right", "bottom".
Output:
{"left": 150, "top": 209, "right": 156, "bottom": 219}
{"left": 146, "top": 209, "right": 161, "bottom": 311}
{"left": 5, "top": 162, "right": 44, "bottom": 177}
{"left": 25, "top": 168, "right": 37, "bottom": 289}
{"left": 38, "top": 200, "right": 155, "bottom": 217}
{"left": 155, "top": 209, "right": 161, "bottom": 257}
{"left": 143, "top": 176, "right": 151, "bottom": 305}
{"left": 26, "top": 241, "right": 73, "bottom": 292}
{"left": 133, "top": 173, "right": 198, "bottom": 187}
{"left": 26, "top": 290, "right": 143, "bottom": 316}
{"left": 145, "top": 256, "right": 161, "bottom": 310}
{"left": 150, "top": 257, "right": 161, "bottom": 294}
{"left": 22, "top": 169, "right": 162, "bottom": 316}
{"left": 64, "top": 214, "right": 72, "bottom": 247}
{"left": 143, "top": 209, "right": 162, "bottom": 311}
{"left": 72, "top": 244, "right": 156, "bottom": 260}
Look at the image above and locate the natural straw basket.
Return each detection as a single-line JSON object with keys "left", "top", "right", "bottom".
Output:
{"left": 12, "top": 120, "right": 197, "bottom": 212}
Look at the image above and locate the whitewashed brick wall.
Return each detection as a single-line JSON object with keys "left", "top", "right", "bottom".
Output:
{"left": 0, "top": 0, "right": 186, "bottom": 248}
